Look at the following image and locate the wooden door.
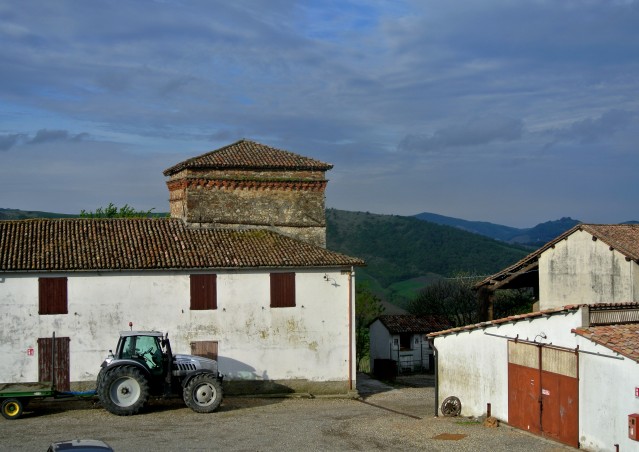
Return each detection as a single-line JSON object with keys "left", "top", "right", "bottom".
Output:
{"left": 508, "top": 341, "right": 541, "bottom": 434}
{"left": 38, "top": 336, "right": 70, "bottom": 391}
{"left": 540, "top": 347, "right": 579, "bottom": 448}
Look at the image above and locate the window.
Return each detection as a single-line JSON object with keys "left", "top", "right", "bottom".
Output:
{"left": 191, "top": 341, "right": 218, "bottom": 361}
{"left": 38, "top": 277, "right": 68, "bottom": 315}
{"left": 190, "top": 274, "right": 217, "bottom": 310}
{"left": 270, "top": 272, "right": 295, "bottom": 308}
{"left": 399, "top": 333, "right": 412, "bottom": 350}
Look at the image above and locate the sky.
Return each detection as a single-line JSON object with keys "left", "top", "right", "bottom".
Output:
{"left": 1, "top": 0, "right": 638, "bottom": 228}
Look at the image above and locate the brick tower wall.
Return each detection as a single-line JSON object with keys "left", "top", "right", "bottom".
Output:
{"left": 167, "top": 169, "right": 329, "bottom": 248}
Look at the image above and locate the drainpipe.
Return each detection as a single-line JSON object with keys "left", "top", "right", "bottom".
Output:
{"left": 348, "top": 267, "right": 354, "bottom": 391}
{"left": 428, "top": 337, "right": 439, "bottom": 417}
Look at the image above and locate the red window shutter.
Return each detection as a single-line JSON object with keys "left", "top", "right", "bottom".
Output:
{"left": 270, "top": 273, "right": 295, "bottom": 308}
{"left": 190, "top": 274, "right": 217, "bottom": 310}
{"left": 39, "top": 278, "right": 68, "bottom": 315}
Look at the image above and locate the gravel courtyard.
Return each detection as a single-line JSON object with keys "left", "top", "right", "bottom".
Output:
{"left": 0, "top": 374, "right": 575, "bottom": 451}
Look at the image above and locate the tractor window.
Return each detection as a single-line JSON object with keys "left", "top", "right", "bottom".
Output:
{"left": 120, "top": 336, "right": 136, "bottom": 359}
{"left": 135, "top": 336, "right": 162, "bottom": 369}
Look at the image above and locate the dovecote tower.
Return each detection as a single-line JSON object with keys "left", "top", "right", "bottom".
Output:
{"left": 163, "top": 139, "right": 332, "bottom": 248}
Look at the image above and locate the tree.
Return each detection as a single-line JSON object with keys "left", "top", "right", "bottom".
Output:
{"left": 355, "top": 283, "right": 385, "bottom": 371}
{"left": 80, "top": 203, "right": 156, "bottom": 218}
{"left": 493, "top": 288, "right": 535, "bottom": 318}
{"left": 409, "top": 275, "right": 536, "bottom": 327}
{"left": 407, "top": 274, "right": 481, "bottom": 327}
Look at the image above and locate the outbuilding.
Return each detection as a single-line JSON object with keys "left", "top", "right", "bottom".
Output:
{"left": 369, "top": 314, "right": 450, "bottom": 375}
{"left": 430, "top": 303, "right": 639, "bottom": 450}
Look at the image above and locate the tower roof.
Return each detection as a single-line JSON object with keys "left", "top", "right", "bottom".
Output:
{"left": 164, "top": 139, "right": 333, "bottom": 176}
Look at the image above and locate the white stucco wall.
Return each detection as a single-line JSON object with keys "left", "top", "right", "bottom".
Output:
{"left": 576, "top": 336, "right": 639, "bottom": 451}
{"left": 539, "top": 229, "right": 639, "bottom": 309}
{"left": 369, "top": 320, "right": 392, "bottom": 371}
{"left": 433, "top": 310, "right": 583, "bottom": 419}
{"left": 0, "top": 267, "right": 355, "bottom": 390}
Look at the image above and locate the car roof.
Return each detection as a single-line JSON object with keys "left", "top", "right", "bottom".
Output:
{"left": 48, "top": 439, "right": 113, "bottom": 451}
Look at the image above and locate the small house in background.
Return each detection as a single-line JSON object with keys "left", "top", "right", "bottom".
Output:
{"left": 369, "top": 314, "right": 451, "bottom": 376}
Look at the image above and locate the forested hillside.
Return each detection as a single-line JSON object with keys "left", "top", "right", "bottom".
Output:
{"left": 326, "top": 209, "right": 530, "bottom": 299}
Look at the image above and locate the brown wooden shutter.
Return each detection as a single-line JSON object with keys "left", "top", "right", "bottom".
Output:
{"left": 190, "top": 341, "right": 218, "bottom": 361}
{"left": 38, "top": 277, "right": 68, "bottom": 315}
{"left": 270, "top": 272, "right": 295, "bottom": 308}
{"left": 190, "top": 274, "right": 217, "bottom": 310}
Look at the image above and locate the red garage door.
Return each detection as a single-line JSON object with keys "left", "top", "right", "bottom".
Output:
{"left": 508, "top": 341, "right": 578, "bottom": 448}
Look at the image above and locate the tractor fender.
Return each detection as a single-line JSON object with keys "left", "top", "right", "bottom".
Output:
{"left": 103, "top": 359, "right": 151, "bottom": 377}
{"left": 180, "top": 370, "right": 219, "bottom": 389}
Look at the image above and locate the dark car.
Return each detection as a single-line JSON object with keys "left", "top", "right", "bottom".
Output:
{"left": 47, "top": 439, "right": 113, "bottom": 452}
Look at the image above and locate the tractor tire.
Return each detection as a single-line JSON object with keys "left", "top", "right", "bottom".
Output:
{"left": 98, "top": 366, "right": 149, "bottom": 416}
{"left": 96, "top": 367, "right": 106, "bottom": 393}
{"left": 183, "top": 374, "right": 223, "bottom": 413}
{"left": 1, "top": 398, "right": 23, "bottom": 420}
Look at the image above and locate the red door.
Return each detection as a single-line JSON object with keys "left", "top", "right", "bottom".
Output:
{"left": 508, "top": 341, "right": 578, "bottom": 448}
{"left": 508, "top": 363, "right": 541, "bottom": 434}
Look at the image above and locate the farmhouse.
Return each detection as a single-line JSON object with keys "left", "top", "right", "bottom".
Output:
{"left": 431, "top": 224, "right": 639, "bottom": 450}
{"left": 0, "top": 139, "right": 364, "bottom": 395}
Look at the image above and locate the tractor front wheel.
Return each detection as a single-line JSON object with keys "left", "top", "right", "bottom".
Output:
{"left": 183, "top": 374, "right": 223, "bottom": 413}
{"left": 98, "top": 366, "right": 149, "bottom": 416}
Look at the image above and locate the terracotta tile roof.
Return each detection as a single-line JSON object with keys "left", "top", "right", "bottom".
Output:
{"left": 573, "top": 323, "right": 639, "bottom": 362}
{"left": 163, "top": 139, "right": 333, "bottom": 176}
{"left": 475, "top": 224, "right": 639, "bottom": 290}
{"left": 428, "top": 305, "right": 582, "bottom": 338}
{"left": 376, "top": 315, "right": 452, "bottom": 334}
{"left": 0, "top": 218, "right": 364, "bottom": 272}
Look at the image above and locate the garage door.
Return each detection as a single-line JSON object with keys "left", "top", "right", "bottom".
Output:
{"left": 508, "top": 341, "right": 578, "bottom": 448}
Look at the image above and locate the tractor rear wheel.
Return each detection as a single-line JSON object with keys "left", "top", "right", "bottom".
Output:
{"left": 98, "top": 366, "right": 149, "bottom": 416}
{"left": 183, "top": 374, "right": 223, "bottom": 413}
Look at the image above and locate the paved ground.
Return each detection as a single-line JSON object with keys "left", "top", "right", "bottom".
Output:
{"left": 1, "top": 373, "right": 576, "bottom": 451}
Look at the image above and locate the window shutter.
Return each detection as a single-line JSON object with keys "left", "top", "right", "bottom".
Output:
{"left": 190, "top": 274, "right": 217, "bottom": 310}
{"left": 39, "top": 278, "right": 68, "bottom": 315}
{"left": 270, "top": 273, "right": 295, "bottom": 308}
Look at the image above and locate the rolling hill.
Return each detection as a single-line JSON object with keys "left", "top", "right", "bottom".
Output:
{"left": 326, "top": 209, "right": 530, "bottom": 301}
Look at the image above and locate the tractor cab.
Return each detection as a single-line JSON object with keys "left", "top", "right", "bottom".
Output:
{"left": 112, "top": 331, "right": 171, "bottom": 377}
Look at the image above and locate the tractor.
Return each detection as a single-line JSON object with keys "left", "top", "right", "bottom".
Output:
{"left": 97, "top": 331, "right": 223, "bottom": 415}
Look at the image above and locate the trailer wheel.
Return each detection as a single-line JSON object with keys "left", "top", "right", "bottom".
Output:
{"left": 1, "top": 398, "right": 23, "bottom": 420}
{"left": 183, "top": 374, "right": 223, "bottom": 413}
{"left": 98, "top": 366, "right": 149, "bottom": 416}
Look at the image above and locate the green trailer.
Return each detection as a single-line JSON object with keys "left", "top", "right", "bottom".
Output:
{"left": 0, "top": 382, "right": 57, "bottom": 419}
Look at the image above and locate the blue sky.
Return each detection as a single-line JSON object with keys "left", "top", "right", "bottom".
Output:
{"left": 1, "top": 0, "right": 638, "bottom": 227}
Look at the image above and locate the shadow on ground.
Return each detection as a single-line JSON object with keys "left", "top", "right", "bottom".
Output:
{"left": 356, "top": 372, "right": 435, "bottom": 398}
